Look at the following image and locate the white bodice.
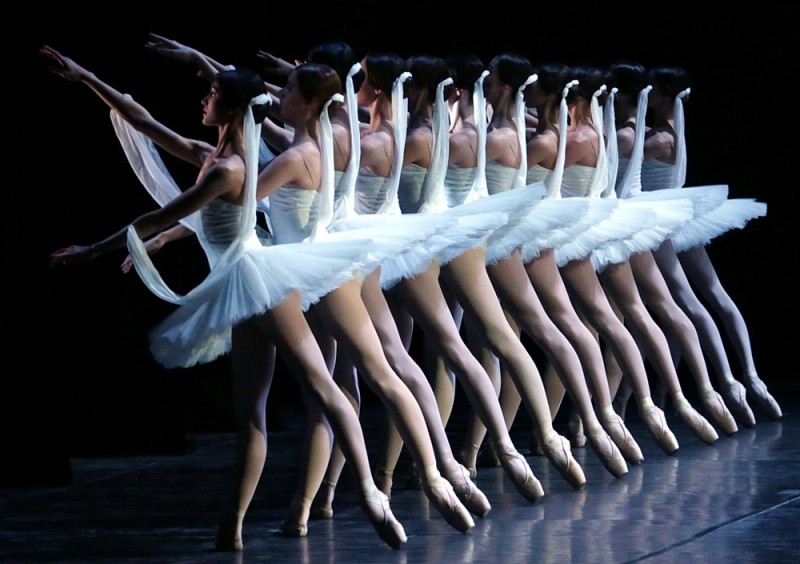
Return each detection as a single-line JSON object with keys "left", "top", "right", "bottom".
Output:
{"left": 444, "top": 166, "right": 478, "bottom": 208}
{"left": 397, "top": 163, "right": 428, "bottom": 213}
{"left": 560, "top": 164, "right": 596, "bottom": 198}
{"left": 525, "top": 164, "right": 551, "bottom": 186}
{"left": 485, "top": 161, "right": 517, "bottom": 195}
{"left": 354, "top": 170, "right": 394, "bottom": 215}
{"left": 266, "top": 186, "right": 319, "bottom": 244}
{"left": 641, "top": 159, "right": 675, "bottom": 191}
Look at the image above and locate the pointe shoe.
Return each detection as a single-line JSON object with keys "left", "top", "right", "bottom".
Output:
{"left": 584, "top": 420, "right": 628, "bottom": 479}
{"left": 423, "top": 472, "right": 475, "bottom": 534}
{"left": 568, "top": 414, "right": 587, "bottom": 448}
{"left": 720, "top": 378, "right": 756, "bottom": 428}
{"left": 702, "top": 390, "right": 738, "bottom": 435}
{"left": 745, "top": 373, "right": 783, "bottom": 420}
{"left": 640, "top": 404, "right": 679, "bottom": 455}
{"left": 374, "top": 467, "right": 394, "bottom": 498}
{"left": 309, "top": 480, "right": 335, "bottom": 520}
{"left": 600, "top": 410, "right": 644, "bottom": 464}
{"left": 496, "top": 446, "right": 545, "bottom": 502}
{"left": 446, "top": 463, "right": 492, "bottom": 518}
{"left": 279, "top": 497, "right": 310, "bottom": 537}
{"left": 540, "top": 432, "right": 587, "bottom": 489}
{"left": 457, "top": 443, "right": 482, "bottom": 480}
{"left": 362, "top": 489, "right": 407, "bottom": 549}
{"left": 674, "top": 396, "right": 718, "bottom": 445}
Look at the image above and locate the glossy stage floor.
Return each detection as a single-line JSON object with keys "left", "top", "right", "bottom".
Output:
{"left": 1, "top": 391, "right": 798, "bottom": 563}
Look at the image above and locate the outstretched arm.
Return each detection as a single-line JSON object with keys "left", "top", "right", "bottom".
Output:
{"left": 143, "top": 33, "right": 228, "bottom": 82}
{"left": 50, "top": 160, "right": 240, "bottom": 268}
{"left": 40, "top": 45, "right": 212, "bottom": 167}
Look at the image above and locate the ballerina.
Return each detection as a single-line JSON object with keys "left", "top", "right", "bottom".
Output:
{"left": 40, "top": 44, "right": 408, "bottom": 550}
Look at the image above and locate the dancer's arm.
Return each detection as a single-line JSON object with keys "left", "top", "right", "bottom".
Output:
{"left": 40, "top": 45, "right": 214, "bottom": 168}
{"left": 143, "top": 33, "right": 225, "bottom": 82}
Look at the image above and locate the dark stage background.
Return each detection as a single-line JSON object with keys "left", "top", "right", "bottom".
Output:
{"left": 4, "top": 4, "right": 798, "bottom": 485}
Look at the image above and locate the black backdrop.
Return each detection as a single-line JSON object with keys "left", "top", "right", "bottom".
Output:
{"left": 4, "top": 3, "right": 798, "bottom": 485}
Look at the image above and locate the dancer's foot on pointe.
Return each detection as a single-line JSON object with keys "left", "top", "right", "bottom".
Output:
{"left": 422, "top": 466, "right": 475, "bottom": 533}
{"left": 701, "top": 389, "right": 738, "bottom": 435}
{"left": 674, "top": 393, "right": 718, "bottom": 445}
{"left": 279, "top": 496, "right": 311, "bottom": 537}
{"left": 745, "top": 372, "right": 783, "bottom": 420}
{"left": 584, "top": 418, "right": 628, "bottom": 479}
{"left": 495, "top": 441, "right": 545, "bottom": 501}
{"left": 568, "top": 414, "right": 587, "bottom": 448}
{"left": 720, "top": 378, "right": 756, "bottom": 428}
{"left": 640, "top": 399, "right": 679, "bottom": 455}
{"left": 309, "top": 480, "right": 335, "bottom": 520}
{"left": 444, "top": 463, "right": 491, "bottom": 517}
{"left": 214, "top": 516, "right": 243, "bottom": 552}
{"left": 539, "top": 431, "right": 587, "bottom": 489}
{"left": 361, "top": 485, "right": 407, "bottom": 549}
{"left": 600, "top": 407, "right": 644, "bottom": 464}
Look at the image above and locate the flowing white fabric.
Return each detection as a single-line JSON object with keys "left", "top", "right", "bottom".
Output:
{"left": 331, "top": 63, "right": 362, "bottom": 223}
{"left": 672, "top": 88, "right": 690, "bottom": 189}
{"left": 311, "top": 93, "right": 344, "bottom": 241}
{"left": 587, "top": 85, "right": 609, "bottom": 198}
{"left": 378, "top": 71, "right": 412, "bottom": 215}
{"left": 417, "top": 77, "right": 454, "bottom": 214}
{"left": 465, "top": 70, "right": 491, "bottom": 202}
{"left": 544, "top": 80, "right": 577, "bottom": 199}
{"left": 514, "top": 74, "right": 537, "bottom": 189}
{"left": 616, "top": 85, "right": 652, "bottom": 199}
{"left": 603, "top": 88, "right": 619, "bottom": 198}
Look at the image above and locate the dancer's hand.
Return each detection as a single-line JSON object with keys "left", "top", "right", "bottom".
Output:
{"left": 39, "top": 45, "right": 88, "bottom": 82}
{"left": 255, "top": 50, "right": 296, "bottom": 75}
{"left": 120, "top": 233, "right": 166, "bottom": 273}
{"left": 144, "top": 33, "right": 197, "bottom": 65}
{"left": 49, "top": 244, "right": 95, "bottom": 268}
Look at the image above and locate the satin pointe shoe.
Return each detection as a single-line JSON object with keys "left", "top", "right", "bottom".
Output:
{"left": 422, "top": 469, "right": 475, "bottom": 534}
{"left": 446, "top": 463, "right": 492, "bottom": 518}
{"left": 701, "top": 389, "right": 738, "bottom": 435}
{"left": 720, "top": 378, "right": 756, "bottom": 428}
{"left": 309, "top": 480, "right": 335, "bottom": 520}
{"left": 600, "top": 408, "right": 644, "bottom": 464}
{"left": 640, "top": 403, "right": 679, "bottom": 455}
{"left": 568, "top": 414, "right": 587, "bottom": 448}
{"left": 540, "top": 432, "right": 587, "bottom": 489}
{"left": 674, "top": 395, "right": 718, "bottom": 445}
{"left": 361, "top": 488, "right": 407, "bottom": 549}
{"left": 745, "top": 372, "right": 783, "bottom": 420}
{"left": 495, "top": 444, "right": 545, "bottom": 501}
{"left": 584, "top": 419, "right": 628, "bottom": 479}
{"left": 457, "top": 444, "right": 479, "bottom": 480}
{"left": 279, "top": 496, "right": 311, "bottom": 537}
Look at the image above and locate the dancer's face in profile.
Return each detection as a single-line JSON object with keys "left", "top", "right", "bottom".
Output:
{"left": 201, "top": 82, "right": 227, "bottom": 127}
{"left": 279, "top": 70, "right": 307, "bottom": 127}
{"left": 356, "top": 59, "right": 378, "bottom": 107}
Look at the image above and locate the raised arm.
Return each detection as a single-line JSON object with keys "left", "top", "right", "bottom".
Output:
{"left": 143, "top": 33, "right": 227, "bottom": 82}
{"left": 120, "top": 223, "right": 193, "bottom": 273}
{"left": 40, "top": 45, "right": 212, "bottom": 167}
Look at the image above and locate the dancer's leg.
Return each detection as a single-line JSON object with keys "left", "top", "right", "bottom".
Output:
{"left": 651, "top": 241, "right": 756, "bottom": 426}
{"left": 559, "top": 257, "right": 679, "bottom": 454}
{"left": 679, "top": 246, "right": 781, "bottom": 419}
{"left": 525, "top": 250, "right": 643, "bottom": 462}
{"left": 481, "top": 250, "right": 623, "bottom": 480}
{"left": 215, "top": 317, "right": 276, "bottom": 551}
{"left": 314, "top": 278, "right": 474, "bottom": 532}
{"left": 389, "top": 263, "right": 545, "bottom": 501}
{"left": 629, "top": 250, "right": 738, "bottom": 434}
{"left": 598, "top": 261, "right": 719, "bottom": 445}
{"left": 260, "top": 295, "right": 406, "bottom": 549}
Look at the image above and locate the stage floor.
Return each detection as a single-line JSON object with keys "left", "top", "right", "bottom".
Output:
{"left": 2, "top": 392, "right": 798, "bottom": 563}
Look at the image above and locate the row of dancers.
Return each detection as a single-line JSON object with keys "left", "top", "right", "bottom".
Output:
{"left": 42, "top": 35, "right": 781, "bottom": 552}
